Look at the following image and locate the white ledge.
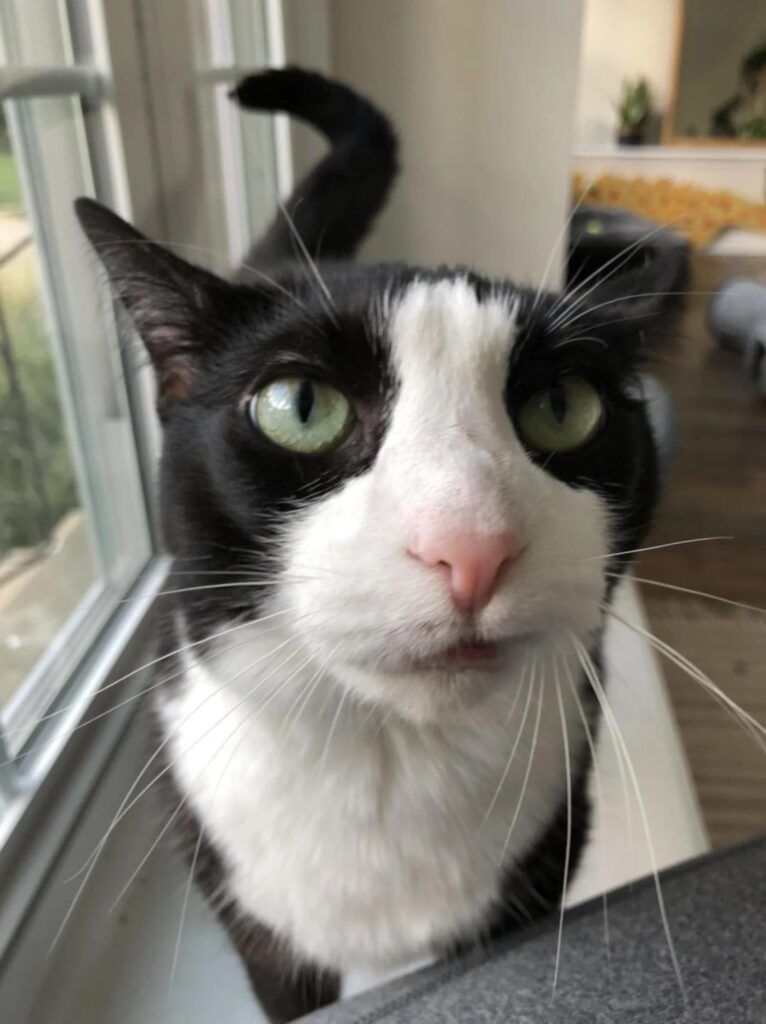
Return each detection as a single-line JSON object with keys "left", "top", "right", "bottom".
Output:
{"left": 574, "top": 144, "right": 766, "bottom": 163}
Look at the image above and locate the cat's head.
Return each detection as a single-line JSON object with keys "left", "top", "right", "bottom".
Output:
{"left": 77, "top": 199, "right": 660, "bottom": 722}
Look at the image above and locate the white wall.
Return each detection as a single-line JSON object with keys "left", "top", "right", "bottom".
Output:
{"left": 284, "top": 0, "right": 585, "bottom": 285}
{"left": 574, "top": 0, "right": 679, "bottom": 148}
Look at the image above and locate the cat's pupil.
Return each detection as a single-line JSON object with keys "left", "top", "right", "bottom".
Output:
{"left": 549, "top": 382, "right": 567, "bottom": 425}
{"left": 297, "top": 380, "right": 315, "bottom": 424}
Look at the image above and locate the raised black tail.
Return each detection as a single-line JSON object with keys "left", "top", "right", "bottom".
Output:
{"left": 230, "top": 67, "right": 398, "bottom": 272}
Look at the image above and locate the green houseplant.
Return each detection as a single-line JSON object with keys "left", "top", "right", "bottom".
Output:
{"left": 739, "top": 115, "right": 766, "bottom": 140}
{"left": 615, "top": 77, "right": 652, "bottom": 145}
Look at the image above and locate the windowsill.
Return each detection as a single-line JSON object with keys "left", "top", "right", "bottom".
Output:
{"left": 0, "top": 557, "right": 168, "bottom": 966}
{"left": 573, "top": 143, "right": 766, "bottom": 162}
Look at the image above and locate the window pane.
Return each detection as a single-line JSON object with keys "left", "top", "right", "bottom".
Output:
{"left": 0, "top": 0, "right": 74, "bottom": 67}
{"left": 0, "top": 115, "right": 97, "bottom": 712}
{"left": 191, "top": 0, "right": 278, "bottom": 264}
{"left": 227, "top": 0, "right": 279, "bottom": 240}
{"left": 0, "top": 92, "right": 151, "bottom": 756}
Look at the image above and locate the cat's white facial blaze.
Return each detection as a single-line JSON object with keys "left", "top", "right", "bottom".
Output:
{"left": 269, "top": 278, "right": 609, "bottom": 721}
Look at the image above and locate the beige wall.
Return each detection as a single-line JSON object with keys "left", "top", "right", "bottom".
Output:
{"left": 281, "top": 0, "right": 332, "bottom": 181}
{"left": 574, "top": 0, "right": 678, "bottom": 147}
{"left": 285, "top": 0, "right": 584, "bottom": 285}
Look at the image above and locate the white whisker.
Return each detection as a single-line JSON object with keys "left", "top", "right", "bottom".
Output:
{"left": 108, "top": 799, "right": 186, "bottom": 914}
{"left": 51, "top": 639, "right": 301, "bottom": 953}
{"left": 320, "top": 682, "right": 350, "bottom": 774}
{"left": 572, "top": 636, "right": 686, "bottom": 1003}
{"left": 170, "top": 648, "right": 317, "bottom": 981}
{"left": 530, "top": 179, "right": 593, "bottom": 316}
{"left": 121, "top": 581, "right": 281, "bottom": 600}
{"left": 604, "top": 607, "right": 766, "bottom": 753}
{"left": 278, "top": 201, "right": 338, "bottom": 324}
{"left": 499, "top": 673, "right": 544, "bottom": 863}
{"left": 551, "top": 669, "right": 572, "bottom": 1000}
{"left": 584, "top": 536, "right": 733, "bottom": 561}
{"left": 481, "top": 658, "right": 535, "bottom": 827}
{"left": 281, "top": 642, "right": 339, "bottom": 742}
{"left": 106, "top": 646, "right": 305, "bottom": 840}
{"left": 2, "top": 620, "right": 297, "bottom": 760}
{"left": 554, "top": 288, "right": 718, "bottom": 336}
{"left": 561, "top": 655, "right": 611, "bottom": 965}
{"left": 5, "top": 609, "right": 295, "bottom": 748}
{"left": 171, "top": 818, "right": 205, "bottom": 983}
{"left": 547, "top": 214, "right": 688, "bottom": 329}
{"left": 547, "top": 205, "right": 706, "bottom": 332}
{"left": 615, "top": 573, "right": 766, "bottom": 616}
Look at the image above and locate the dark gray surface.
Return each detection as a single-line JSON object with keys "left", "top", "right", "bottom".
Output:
{"left": 303, "top": 836, "right": 766, "bottom": 1023}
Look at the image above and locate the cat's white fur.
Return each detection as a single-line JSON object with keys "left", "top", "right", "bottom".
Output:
{"left": 158, "top": 279, "right": 609, "bottom": 973}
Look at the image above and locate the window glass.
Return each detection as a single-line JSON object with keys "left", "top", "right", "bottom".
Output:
{"left": 0, "top": 88, "right": 151, "bottom": 757}
{"left": 191, "top": 0, "right": 279, "bottom": 264}
{"left": 0, "top": 109, "right": 98, "bottom": 715}
{"left": 227, "top": 0, "right": 280, "bottom": 240}
{"left": 4, "top": 0, "right": 74, "bottom": 66}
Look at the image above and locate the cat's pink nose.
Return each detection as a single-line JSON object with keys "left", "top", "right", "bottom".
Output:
{"left": 409, "top": 529, "right": 523, "bottom": 612}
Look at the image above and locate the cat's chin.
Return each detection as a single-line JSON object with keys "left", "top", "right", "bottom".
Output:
{"left": 334, "top": 637, "right": 532, "bottom": 723}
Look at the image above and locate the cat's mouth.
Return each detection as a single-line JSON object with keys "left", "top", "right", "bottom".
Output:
{"left": 421, "top": 639, "right": 500, "bottom": 669}
{"left": 339, "top": 626, "right": 539, "bottom": 677}
{"left": 393, "top": 635, "right": 515, "bottom": 675}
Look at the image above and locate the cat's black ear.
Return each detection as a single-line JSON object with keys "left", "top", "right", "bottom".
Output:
{"left": 75, "top": 197, "right": 225, "bottom": 407}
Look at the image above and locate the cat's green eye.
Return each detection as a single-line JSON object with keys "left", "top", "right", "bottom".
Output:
{"left": 248, "top": 377, "right": 353, "bottom": 454}
{"left": 517, "top": 376, "right": 604, "bottom": 455}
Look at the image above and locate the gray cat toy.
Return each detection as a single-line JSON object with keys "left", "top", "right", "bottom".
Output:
{"left": 708, "top": 278, "right": 766, "bottom": 397}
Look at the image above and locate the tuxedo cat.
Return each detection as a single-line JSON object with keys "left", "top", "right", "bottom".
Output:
{"left": 76, "top": 67, "right": 664, "bottom": 1022}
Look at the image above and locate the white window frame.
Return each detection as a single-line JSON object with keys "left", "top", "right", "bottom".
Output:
{"left": 0, "top": 0, "right": 158, "bottom": 751}
{"left": 0, "top": 0, "right": 288, "bottom": 979}
{"left": 0, "top": 0, "right": 162, "bottom": 957}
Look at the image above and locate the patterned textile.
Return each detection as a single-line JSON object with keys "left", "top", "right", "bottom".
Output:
{"left": 572, "top": 171, "right": 766, "bottom": 247}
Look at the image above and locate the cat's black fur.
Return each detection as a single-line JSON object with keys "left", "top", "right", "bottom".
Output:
{"left": 76, "top": 67, "right": 665, "bottom": 1022}
{"left": 232, "top": 68, "right": 398, "bottom": 269}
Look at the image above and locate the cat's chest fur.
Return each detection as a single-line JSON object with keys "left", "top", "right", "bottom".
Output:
{"left": 158, "top": 643, "right": 583, "bottom": 973}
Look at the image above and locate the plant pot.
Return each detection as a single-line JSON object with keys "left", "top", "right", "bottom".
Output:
{"left": 617, "top": 128, "right": 645, "bottom": 146}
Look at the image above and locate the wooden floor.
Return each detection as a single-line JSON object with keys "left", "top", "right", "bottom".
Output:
{"left": 639, "top": 252, "right": 766, "bottom": 848}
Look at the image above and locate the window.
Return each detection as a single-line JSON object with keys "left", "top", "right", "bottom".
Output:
{"left": 0, "top": 0, "right": 282, "bottom": 967}
{"left": 0, "top": 1, "right": 152, "bottom": 775}
{"left": 192, "top": 0, "right": 283, "bottom": 264}
{"left": 0, "top": 116, "right": 101, "bottom": 731}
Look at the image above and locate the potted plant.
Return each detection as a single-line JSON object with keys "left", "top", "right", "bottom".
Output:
{"left": 615, "top": 78, "right": 652, "bottom": 145}
{"left": 740, "top": 115, "right": 766, "bottom": 140}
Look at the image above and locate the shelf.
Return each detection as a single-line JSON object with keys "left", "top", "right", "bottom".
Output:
{"left": 574, "top": 144, "right": 766, "bottom": 163}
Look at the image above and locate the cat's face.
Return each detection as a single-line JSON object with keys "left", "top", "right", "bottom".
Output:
{"left": 77, "top": 202, "right": 659, "bottom": 723}
{"left": 275, "top": 276, "right": 636, "bottom": 720}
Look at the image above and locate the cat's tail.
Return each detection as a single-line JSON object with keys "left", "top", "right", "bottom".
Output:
{"left": 230, "top": 66, "right": 398, "bottom": 272}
